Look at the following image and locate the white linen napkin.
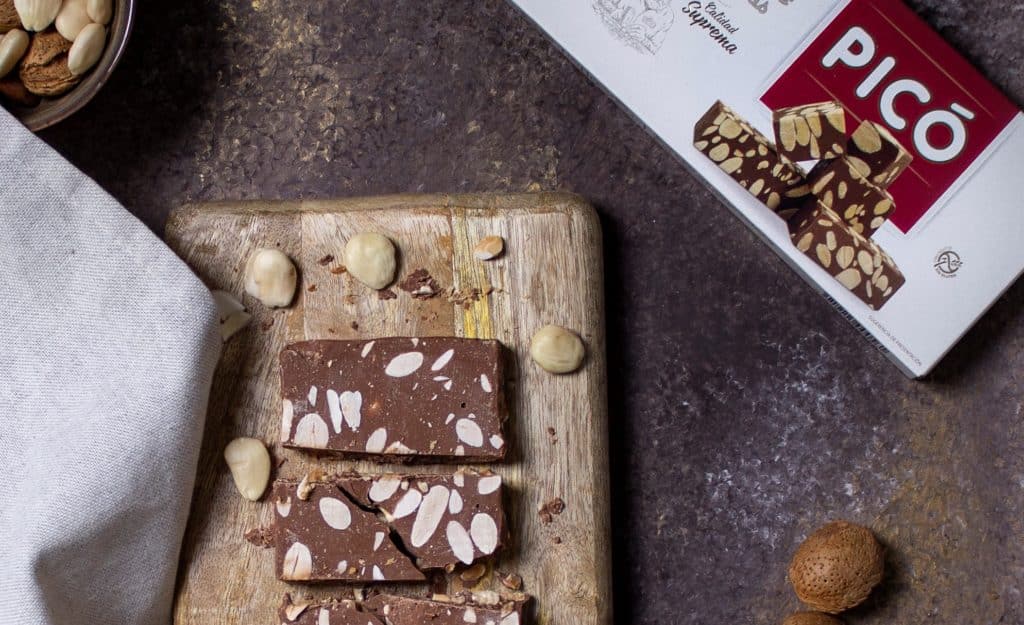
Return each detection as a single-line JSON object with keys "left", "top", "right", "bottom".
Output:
{"left": 0, "top": 108, "right": 221, "bottom": 624}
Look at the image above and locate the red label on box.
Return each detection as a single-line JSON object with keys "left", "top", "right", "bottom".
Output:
{"left": 762, "top": 0, "right": 1018, "bottom": 232}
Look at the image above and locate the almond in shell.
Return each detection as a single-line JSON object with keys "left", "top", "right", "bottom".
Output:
{"left": 782, "top": 612, "right": 844, "bottom": 625}
{"left": 19, "top": 28, "right": 80, "bottom": 96}
{"left": 788, "top": 520, "right": 884, "bottom": 613}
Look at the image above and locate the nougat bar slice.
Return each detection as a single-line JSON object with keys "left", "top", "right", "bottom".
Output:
{"left": 363, "top": 593, "right": 531, "bottom": 625}
{"left": 807, "top": 157, "right": 895, "bottom": 237}
{"left": 846, "top": 120, "right": 913, "bottom": 188}
{"left": 694, "top": 101, "right": 811, "bottom": 217}
{"left": 279, "top": 595, "right": 384, "bottom": 625}
{"left": 789, "top": 199, "right": 906, "bottom": 310}
{"left": 280, "top": 338, "right": 507, "bottom": 461}
{"left": 340, "top": 470, "right": 505, "bottom": 569}
{"left": 271, "top": 479, "right": 425, "bottom": 582}
{"left": 773, "top": 100, "right": 847, "bottom": 161}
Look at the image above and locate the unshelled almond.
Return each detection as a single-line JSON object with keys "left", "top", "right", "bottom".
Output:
{"left": 223, "top": 437, "right": 271, "bottom": 501}
{"left": 0, "top": 0, "right": 20, "bottom": 32}
{"left": 788, "top": 521, "right": 884, "bottom": 613}
{"left": 0, "top": 29, "right": 29, "bottom": 79}
{"left": 67, "top": 22, "right": 104, "bottom": 75}
{"left": 783, "top": 613, "right": 844, "bottom": 625}
{"left": 473, "top": 235, "right": 504, "bottom": 261}
{"left": 55, "top": 0, "right": 90, "bottom": 41}
{"left": 14, "top": 0, "right": 60, "bottom": 31}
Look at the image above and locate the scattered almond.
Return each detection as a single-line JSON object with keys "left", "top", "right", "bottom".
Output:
{"left": 344, "top": 232, "right": 397, "bottom": 290}
{"left": 788, "top": 520, "right": 884, "bottom": 613}
{"left": 529, "top": 325, "right": 585, "bottom": 374}
{"left": 500, "top": 572, "right": 523, "bottom": 591}
{"left": 211, "top": 290, "right": 251, "bottom": 341}
{"left": 223, "top": 438, "right": 271, "bottom": 501}
{"left": 473, "top": 235, "right": 504, "bottom": 261}
{"left": 244, "top": 248, "right": 298, "bottom": 308}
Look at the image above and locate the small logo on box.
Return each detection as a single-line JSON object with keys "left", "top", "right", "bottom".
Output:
{"left": 934, "top": 248, "right": 963, "bottom": 278}
{"left": 592, "top": 0, "right": 675, "bottom": 54}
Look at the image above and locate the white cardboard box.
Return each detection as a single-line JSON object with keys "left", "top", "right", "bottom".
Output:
{"left": 509, "top": 0, "right": 1024, "bottom": 377}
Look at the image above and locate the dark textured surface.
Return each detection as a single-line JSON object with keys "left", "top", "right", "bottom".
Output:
{"left": 35, "top": 1, "right": 1024, "bottom": 623}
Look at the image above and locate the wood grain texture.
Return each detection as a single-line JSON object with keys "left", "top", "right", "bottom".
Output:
{"left": 165, "top": 193, "right": 610, "bottom": 625}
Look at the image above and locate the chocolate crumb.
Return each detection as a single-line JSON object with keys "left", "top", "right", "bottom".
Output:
{"left": 538, "top": 497, "right": 566, "bottom": 524}
{"left": 398, "top": 268, "right": 441, "bottom": 300}
{"left": 244, "top": 526, "right": 274, "bottom": 548}
{"left": 260, "top": 318, "right": 275, "bottom": 331}
{"left": 307, "top": 284, "right": 317, "bottom": 292}
{"left": 546, "top": 427, "right": 558, "bottom": 444}
{"left": 552, "top": 536, "right": 562, "bottom": 544}
{"left": 350, "top": 321, "right": 359, "bottom": 330}
{"left": 377, "top": 289, "right": 398, "bottom": 300}
{"left": 330, "top": 265, "right": 347, "bottom": 275}
{"left": 318, "top": 255, "right": 335, "bottom": 265}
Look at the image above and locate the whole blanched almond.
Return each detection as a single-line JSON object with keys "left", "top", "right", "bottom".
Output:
{"left": 223, "top": 437, "right": 271, "bottom": 501}
{"left": 473, "top": 235, "right": 504, "bottom": 261}
{"left": 85, "top": 0, "right": 109, "bottom": 24}
{"left": 529, "top": 325, "right": 585, "bottom": 374}
{"left": 0, "top": 29, "right": 29, "bottom": 79}
{"left": 344, "top": 232, "right": 397, "bottom": 290}
{"left": 55, "top": 0, "right": 89, "bottom": 41}
{"left": 67, "top": 22, "right": 103, "bottom": 75}
{"left": 788, "top": 521, "right": 884, "bottom": 613}
{"left": 14, "top": 0, "right": 60, "bottom": 31}
{"left": 244, "top": 248, "right": 298, "bottom": 308}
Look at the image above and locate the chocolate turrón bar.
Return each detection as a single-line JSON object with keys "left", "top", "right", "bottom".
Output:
{"left": 340, "top": 471, "right": 505, "bottom": 569}
{"left": 807, "top": 157, "right": 895, "bottom": 238}
{"left": 272, "top": 471, "right": 505, "bottom": 581}
{"left": 280, "top": 338, "right": 507, "bottom": 461}
{"left": 789, "top": 199, "right": 905, "bottom": 310}
{"left": 272, "top": 479, "right": 425, "bottom": 582}
{"left": 845, "top": 120, "right": 913, "bottom": 188}
{"left": 773, "top": 100, "right": 847, "bottom": 162}
{"left": 694, "top": 101, "right": 811, "bottom": 218}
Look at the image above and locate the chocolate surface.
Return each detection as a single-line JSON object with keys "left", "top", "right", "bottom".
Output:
{"left": 807, "top": 157, "right": 895, "bottom": 238}
{"left": 694, "top": 101, "right": 810, "bottom": 218}
{"left": 279, "top": 596, "right": 384, "bottom": 625}
{"left": 280, "top": 338, "right": 507, "bottom": 461}
{"left": 773, "top": 100, "right": 847, "bottom": 162}
{"left": 789, "top": 199, "right": 905, "bottom": 310}
{"left": 272, "top": 479, "right": 425, "bottom": 583}
{"left": 363, "top": 593, "right": 529, "bottom": 625}
{"left": 341, "top": 470, "right": 505, "bottom": 569}
{"left": 845, "top": 120, "right": 913, "bottom": 188}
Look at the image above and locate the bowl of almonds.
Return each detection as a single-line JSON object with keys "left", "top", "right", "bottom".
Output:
{"left": 0, "top": 0, "right": 133, "bottom": 130}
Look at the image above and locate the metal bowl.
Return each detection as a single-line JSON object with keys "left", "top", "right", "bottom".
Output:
{"left": 12, "top": 0, "right": 135, "bottom": 131}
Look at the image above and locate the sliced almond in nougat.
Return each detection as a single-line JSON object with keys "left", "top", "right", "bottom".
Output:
{"left": 806, "top": 157, "right": 895, "bottom": 238}
{"left": 846, "top": 120, "right": 913, "bottom": 188}
{"left": 694, "top": 100, "right": 810, "bottom": 219}
{"left": 772, "top": 100, "right": 847, "bottom": 162}
{"left": 788, "top": 198, "right": 905, "bottom": 310}
{"left": 340, "top": 470, "right": 505, "bottom": 569}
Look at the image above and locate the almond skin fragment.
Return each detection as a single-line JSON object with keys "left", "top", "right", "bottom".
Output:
{"left": 788, "top": 520, "right": 884, "bottom": 614}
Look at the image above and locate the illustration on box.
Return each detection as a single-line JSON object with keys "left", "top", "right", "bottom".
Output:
{"left": 694, "top": 100, "right": 909, "bottom": 310}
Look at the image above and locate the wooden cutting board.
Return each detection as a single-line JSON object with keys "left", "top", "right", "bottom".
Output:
{"left": 165, "top": 193, "right": 611, "bottom": 625}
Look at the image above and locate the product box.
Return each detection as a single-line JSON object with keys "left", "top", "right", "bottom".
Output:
{"left": 508, "top": 0, "right": 1024, "bottom": 377}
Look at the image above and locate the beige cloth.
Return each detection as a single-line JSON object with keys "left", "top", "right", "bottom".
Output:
{"left": 0, "top": 108, "right": 222, "bottom": 624}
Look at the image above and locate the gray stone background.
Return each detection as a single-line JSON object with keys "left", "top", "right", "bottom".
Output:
{"left": 37, "top": 1, "right": 1024, "bottom": 623}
